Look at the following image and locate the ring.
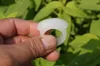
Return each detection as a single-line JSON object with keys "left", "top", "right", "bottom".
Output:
{"left": 37, "top": 18, "right": 68, "bottom": 45}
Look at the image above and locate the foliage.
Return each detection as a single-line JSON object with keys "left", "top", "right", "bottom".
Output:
{"left": 1, "top": 0, "right": 100, "bottom": 66}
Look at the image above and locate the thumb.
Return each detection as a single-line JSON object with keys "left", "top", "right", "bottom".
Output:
{"left": 1, "top": 35, "right": 57, "bottom": 63}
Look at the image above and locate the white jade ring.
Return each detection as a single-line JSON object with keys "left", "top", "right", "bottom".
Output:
{"left": 37, "top": 18, "right": 68, "bottom": 45}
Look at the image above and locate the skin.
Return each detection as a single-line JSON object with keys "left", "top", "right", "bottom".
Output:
{"left": 0, "top": 18, "right": 60, "bottom": 66}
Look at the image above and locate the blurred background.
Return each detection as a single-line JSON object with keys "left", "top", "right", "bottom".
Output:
{"left": 0, "top": 0, "right": 100, "bottom": 66}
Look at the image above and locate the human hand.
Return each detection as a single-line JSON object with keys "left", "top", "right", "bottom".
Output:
{"left": 0, "top": 18, "right": 59, "bottom": 66}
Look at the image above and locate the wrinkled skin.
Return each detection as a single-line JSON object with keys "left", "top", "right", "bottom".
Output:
{"left": 0, "top": 18, "right": 59, "bottom": 66}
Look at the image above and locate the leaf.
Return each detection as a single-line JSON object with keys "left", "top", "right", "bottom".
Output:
{"left": 34, "top": 0, "right": 42, "bottom": 11}
{"left": 6, "top": 12, "right": 18, "bottom": 18}
{"left": 0, "top": 12, "right": 5, "bottom": 19}
{"left": 0, "top": 6, "right": 7, "bottom": 19}
{"left": 58, "top": 12, "right": 72, "bottom": 46}
{"left": 33, "top": 58, "right": 56, "bottom": 66}
{"left": 90, "top": 19, "right": 100, "bottom": 37}
{"left": 20, "top": 9, "right": 29, "bottom": 19}
{"left": 1, "top": 0, "right": 15, "bottom": 5}
{"left": 59, "top": 0, "right": 67, "bottom": 5}
{"left": 66, "top": 34, "right": 100, "bottom": 66}
{"left": 97, "top": 14, "right": 100, "bottom": 18}
{"left": 45, "top": 0, "right": 52, "bottom": 3}
{"left": 33, "top": 58, "right": 41, "bottom": 66}
{"left": 40, "top": 58, "right": 56, "bottom": 66}
{"left": 67, "top": 49, "right": 100, "bottom": 66}
{"left": 5, "top": 0, "right": 33, "bottom": 17}
{"left": 69, "top": 34, "right": 99, "bottom": 54}
{"left": 75, "top": 18, "right": 84, "bottom": 25}
{"left": 64, "top": 1, "right": 88, "bottom": 18}
{"left": 33, "top": 1, "right": 63, "bottom": 21}
{"left": 0, "top": 6, "right": 8, "bottom": 13}
{"left": 76, "top": 0, "right": 100, "bottom": 11}
{"left": 55, "top": 34, "right": 100, "bottom": 66}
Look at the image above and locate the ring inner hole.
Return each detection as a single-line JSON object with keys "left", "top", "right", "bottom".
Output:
{"left": 44, "top": 29, "right": 62, "bottom": 38}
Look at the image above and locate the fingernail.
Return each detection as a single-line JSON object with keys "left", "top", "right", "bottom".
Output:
{"left": 41, "top": 35, "right": 57, "bottom": 51}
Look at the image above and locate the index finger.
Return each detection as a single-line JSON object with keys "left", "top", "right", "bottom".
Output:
{"left": 0, "top": 18, "right": 40, "bottom": 38}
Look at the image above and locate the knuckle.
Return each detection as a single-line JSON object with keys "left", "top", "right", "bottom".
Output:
{"left": 27, "top": 37, "right": 45, "bottom": 58}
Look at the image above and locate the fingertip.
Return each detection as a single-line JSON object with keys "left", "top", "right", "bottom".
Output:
{"left": 44, "top": 50, "right": 60, "bottom": 61}
{"left": 42, "top": 35, "right": 57, "bottom": 50}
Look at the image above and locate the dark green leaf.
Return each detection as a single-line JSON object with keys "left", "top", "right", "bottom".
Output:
{"left": 1, "top": 0, "right": 15, "bottom": 5}
{"left": 67, "top": 34, "right": 100, "bottom": 66}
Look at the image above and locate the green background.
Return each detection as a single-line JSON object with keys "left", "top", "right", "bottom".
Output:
{"left": 1, "top": 0, "right": 100, "bottom": 66}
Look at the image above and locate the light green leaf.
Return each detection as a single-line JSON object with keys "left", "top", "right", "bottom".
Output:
{"left": 0, "top": 6, "right": 7, "bottom": 19}
{"left": 0, "top": 6, "right": 8, "bottom": 13}
{"left": 5, "top": 0, "right": 33, "bottom": 17}
{"left": 75, "top": 18, "right": 84, "bottom": 25}
{"left": 76, "top": 0, "right": 100, "bottom": 11}
{"left": 59, "top": 0, "right": 67, "bottom": 5}
{"left": 58, "top": 12, "right": 72, "bottom": 46}
{"left": 64, "top": 1, "right": 88, "bottom": 18}
{"left": 40, "top": 58, "right": 56, "bottom": 66}
{"left": 34, "top": 0, "right": 42, "bottom": 11}
{"left": 33, "top": 1, "right": 63, "bottom": 21}
{"left": 33, "top": 58, "right": 41, "bottom": 66}
{"left": 97, "top": 14, "right": 100, "bottom": 18}
{"left": 6, "top": 12, "right": 17, "bottom": 18}
{"left": 33, "top": 58, "right": 56, "bottom": 66}
{"left": 90, "top": 19, "right": 100, "bottom": 37}
{"left": 0, "top": 12, "right": 5, "bottom": 19}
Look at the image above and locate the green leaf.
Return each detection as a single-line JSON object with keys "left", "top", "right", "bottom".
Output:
{"left": 34, "top": 0, "right": 42, "bottom": 11}
{"left": 33, "top": 1, "right": 63, "bottom": 21}
{"left": 0, "top": 6, "right": 7, "bottom": 19}
{"left": 40, "top": 58, "right": 56, "bottom": 66}
{"left": 97, "top": 14, "right": 100, "bottom": 18}
{"left": 75, "top": 18, "right": 84, "bottom": 25}
{"left": 67, "top": 49, "right": 100, "bottom": 66}
{"left": 55, "top": 34, "right": 100, "bottom": 66}
{"left": 1, "top": 0, "right": 15, "bottom": 5}
{"left": 90, "top": 19, "right": 100, "bottom": 37}
{"left": 45, "top": 0, "right": 52, "bottom": 3}
{"left": 76, "top": 0, "right": 100, "bottom": 11}
{"left": 64, "top": 1, "right": 88, "bottom": 18}
{"left": 6, "top": 12, "right": 18, "bottom": 18}
{"left": 33, "top": 58, "right": 41, "bottom": 66}
{"left": 0, "top": 6, "right": 8, "bottom": 13}
{"left": 5, "top": 0, "right": 33, "bottom": 17}
{"left": 69, "top": 34, "right": 99, "bottom": 54}
{"left": 20, "top": 9, "right": 29, "bottom": 19}
{"left": 33, "top": 58, "right": 56, "bottom": 66}
{"left": 59, "top": 0, "right": 67, "bottom": 5}
{"left": 66, "top": 34, "right": 100, "bottom": 66}
{"left": 58, "top": 12, "right": 72, "bottom": 46}
{"left": 0, "top": 12, "right": 5, "bottom": 19}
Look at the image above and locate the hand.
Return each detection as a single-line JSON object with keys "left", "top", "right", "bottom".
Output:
{"left": 0, "top": 18, "right": 59, "bottom": 66}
